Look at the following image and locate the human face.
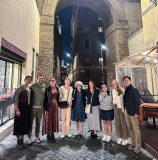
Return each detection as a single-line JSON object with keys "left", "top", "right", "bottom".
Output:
{"left": 89, "top": 81, "right": 94, "bottom": 90}
{"left": 50, "top": 78, "right": 56, "bottom": 86}
{"left": 24, "top": 78, "right": 32, "bottom": 86}
{"left": 65, "top": 79, "right": 70, "bottom": 86}
{"left": 112, "top": 80, "right": 118, "bottom": 90}
{"left": 37, "top": 76, "right": 44, "bottom": 84}
{"left": 76, "top": 84, "right": 82, "bottom": 91}
{"left": 123, "top": 78, "right": 131, "bottom": 87}
{"left": 102, "top": 84, "right": 107, "bottom": 92}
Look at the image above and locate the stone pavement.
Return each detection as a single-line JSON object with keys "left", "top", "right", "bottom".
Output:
{"left": 0, "top": 121, "right": 155, "bottom": 160}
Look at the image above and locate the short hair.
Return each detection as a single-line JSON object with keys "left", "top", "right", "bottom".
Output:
{"left": 37, "top": 74, "right": 44, "bottom": 79}
{"left": 123, "top": 76, "right": 131, "bottom": 81}
{"left": 24, "top": 76, "right": 32, "bottom": 81}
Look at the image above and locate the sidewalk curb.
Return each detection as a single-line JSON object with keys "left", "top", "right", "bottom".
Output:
{"left": 0, "top": 120, "right": 13, "bottom": 142}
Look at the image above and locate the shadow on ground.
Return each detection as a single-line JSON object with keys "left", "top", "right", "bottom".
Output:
{"left": 0, "top": 136, "right": 153, "bottom": 160}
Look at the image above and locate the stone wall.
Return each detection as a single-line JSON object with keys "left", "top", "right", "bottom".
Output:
{"left": 105, "top": 21, "right": 129, "bottom": 85}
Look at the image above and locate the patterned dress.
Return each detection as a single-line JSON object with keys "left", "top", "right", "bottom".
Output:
{"left": 71, "top": 91, "right": 86, "bottom": 122}
{"left": 43, "top": 87, "right": 59, "bottom": 134}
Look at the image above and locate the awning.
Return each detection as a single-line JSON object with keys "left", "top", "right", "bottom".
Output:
{"left": 115, "top": 43, "right": 158, "bottom": 67}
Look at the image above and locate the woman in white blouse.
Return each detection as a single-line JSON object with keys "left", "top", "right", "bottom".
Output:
{"left": 59, "top": 78, "right": 73, "bottom": 138}
{"left": 112, "top": 80, "right": 129, "bottom": 145}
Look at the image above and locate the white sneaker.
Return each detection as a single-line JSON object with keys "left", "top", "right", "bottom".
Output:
{"left": 121, "top": 139, "right": 128, "bottom": 145}
{"left": 60, "top": 134, "right": 65, "bottom": 138}
{"left": 117, "top": 138, "right": 122, "bottom": 144}
{"left": 27, "top": 138, "right": 32, "bottom": 144}
{"left": 35, "top": 138, "right": 41, "bottom": 143}
{"left": 67, "top": 134, "right": 72, "bottom": 138}
{"left": 106, "top": 136, "right": 111, "bottom": 142}
{"left": 102, "top": 135, "right": 108, "bottom": 141}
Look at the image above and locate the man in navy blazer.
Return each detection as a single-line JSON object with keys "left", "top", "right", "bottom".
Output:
{"left": 123, "top": 76, "right": 141, "bottom": 153}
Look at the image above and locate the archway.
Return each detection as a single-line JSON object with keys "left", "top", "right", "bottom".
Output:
{"left": 36, "top": 0, "right": 141, "bottom": 84}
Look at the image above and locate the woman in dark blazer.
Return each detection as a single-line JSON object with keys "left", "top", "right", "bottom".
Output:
{"left": 71, "top": 81, "right": 86, "bottom": 138}
{"left": 86, "top": 80, "right": 101, "bottom": 138}
{"left": 43, "top": 77, "right": 59, "bottom": 143}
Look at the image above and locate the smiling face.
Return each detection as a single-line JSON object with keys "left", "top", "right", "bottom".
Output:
{"left": 65, "top": 79, "right": 70, "bottom": 86}
{"left": 37, "top": 75, "right": 44, "bottom": 84}
{"left": 123, "top": 78, "right": 131, "bottom": 87}
{"left": 50, "top": 77, "right": 56, "bottom": 86}
{"left": 24, "top": 77, "right": 32, "bottom": 86}
{"left": 101, "top": 84, "right": 107, "bottom": 92}
{"left": 112, "top": 80, "right": 118, "bottom": 90}
{"left": 89, "top": 81, "right": 94, "bottom": 90}
{"left": 76, "top": 84, "right": 82, "bottom": 91}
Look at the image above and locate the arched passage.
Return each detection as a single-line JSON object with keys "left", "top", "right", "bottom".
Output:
{"left": 36, "top": 0, "right": 141, "bottom": 84}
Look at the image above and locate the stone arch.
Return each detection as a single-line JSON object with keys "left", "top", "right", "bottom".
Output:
{"left": 37, "top": 0, "right": 141, "bottom": 83}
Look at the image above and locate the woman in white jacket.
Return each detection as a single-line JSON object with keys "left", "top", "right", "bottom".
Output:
{"left": 112, "top": 80, "right": 129, "bottom": 145}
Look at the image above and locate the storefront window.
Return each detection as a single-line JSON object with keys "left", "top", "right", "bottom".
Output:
{"left": 0, "top": 59, "right": 21, "bottom": 100}
{"left": 0, "top": 60, "right": 5, "bottom": 99}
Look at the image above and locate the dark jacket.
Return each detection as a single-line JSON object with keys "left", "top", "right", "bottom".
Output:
{"left": 86, "top": 88, "right": 100, "bottom": 106}
{"left": 124, "top": 84, "right": 141, "bottom": 116}
{"left": 71, "top": 89, "right": 86, "bottom": 109}
{"left": 44, "top": 86, "right": 59, "bottom": 111}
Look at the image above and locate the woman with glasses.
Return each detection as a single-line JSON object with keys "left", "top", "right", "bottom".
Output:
{"left": 43, "top": 77, "right": 59, "bottom": 143}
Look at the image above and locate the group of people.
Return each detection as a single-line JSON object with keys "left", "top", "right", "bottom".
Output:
{"left": 13, "top": 74, "right": 142, "bottom": 153}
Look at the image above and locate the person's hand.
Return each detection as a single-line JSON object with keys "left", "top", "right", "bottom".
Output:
{"left": 135, "top": 114, "right": 139, "bottom": 118}
{"left": 16, "top": 110, "right": 21, "bottom": 117}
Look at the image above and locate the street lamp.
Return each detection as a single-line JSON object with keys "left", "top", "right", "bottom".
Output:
{"left": 100, "top": 45, "right": 106, "bottom": 81}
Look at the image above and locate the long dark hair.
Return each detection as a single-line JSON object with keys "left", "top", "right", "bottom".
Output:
{"left": 88, "top": 80, "right": 96, "bottom": 91}
{"left": 101, "top": 82, "right": 110, "bottom": 95}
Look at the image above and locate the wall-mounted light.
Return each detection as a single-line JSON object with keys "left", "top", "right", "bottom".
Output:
{"left": 150, "top": 0, "right": 157, "bottom": 6}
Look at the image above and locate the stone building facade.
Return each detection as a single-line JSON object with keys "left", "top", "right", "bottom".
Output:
{"left": 36, "top": 0, "right": 142, "bottom": 84}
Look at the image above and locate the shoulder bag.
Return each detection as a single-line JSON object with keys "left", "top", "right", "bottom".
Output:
{"left": 85, "top": 94, "right": 93, "bottom": 113}
{"left": 59, "top": 88, "right": 70, "bottom": 109}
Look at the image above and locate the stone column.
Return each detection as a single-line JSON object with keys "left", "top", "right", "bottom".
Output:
{"left": 37, "top": 15, "right": 55, "bottom": 81}
{"left": 105, "top": 20, "right": 129, "bottom": 85}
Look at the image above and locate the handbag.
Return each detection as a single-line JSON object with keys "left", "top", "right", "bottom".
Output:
{"left": 59, "top": 87, "right": 70, "bottom": 109}
{"left": 85, "top": 94, "right": 93, "bottom": 113}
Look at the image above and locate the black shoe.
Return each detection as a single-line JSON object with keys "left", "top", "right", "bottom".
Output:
{"left": 79, "top": 134, "right": 83, "bottom": 139}
{"left": 47, "top": 134, "right": 51, "bottom": 143}
{"left": 75, "top": 134, "right": 80, "bottom": 138}
{"left": 21, "top": 139, "right": 28, "bottom": 149}
{"left": 16, "top": 140, "right": 23, "bottom": 150}
{"left": 90, "top": 131, "right": 94, "bottom": 137}
{"left": 50, "top": 134, "right": 57, "bottom": 143}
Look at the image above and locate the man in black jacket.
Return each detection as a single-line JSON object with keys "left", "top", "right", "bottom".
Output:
{"left": 123, "top": 76, "right": 141, "bottom": 153}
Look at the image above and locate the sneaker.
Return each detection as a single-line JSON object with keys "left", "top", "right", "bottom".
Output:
{"left": 67, "top": 134, "right": 72, "bottom": 138}
{"left": 35, "top": 138, "right": 41, "bottom": 143}
{"left": 117, "top": 138, "right": 122, "bottom": 144}
{"left": 60, "top": 134, "right": 65, "bottom": 138}
{"left": 128, "top": 144, "right": 135, "bottom": 150}
{"left": 106, "top": 136, "right": 111, "bottom": 142}
{"left": 121, "top": 139, "right": 128, "bottom": 146}
{"left": 102, "top": 135, "right": 108, "bottom": 142}
{"left": 27, "top": 138, "right": 32, "bottom": 145}
{"left": 133, "top": 146, "right": 141, "bottom": 153}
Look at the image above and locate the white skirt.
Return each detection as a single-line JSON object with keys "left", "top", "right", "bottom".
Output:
{"left": 87, "top": 105, "right": 101, "bottom": 131}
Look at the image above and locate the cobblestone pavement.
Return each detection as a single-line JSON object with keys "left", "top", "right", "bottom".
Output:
{"left": 0, "top": 121, "right": 155, "bottom": 160}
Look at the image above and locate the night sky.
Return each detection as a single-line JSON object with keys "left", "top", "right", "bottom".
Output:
{"left": 58, "top": 6, "right": 73, "bottom": 65}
